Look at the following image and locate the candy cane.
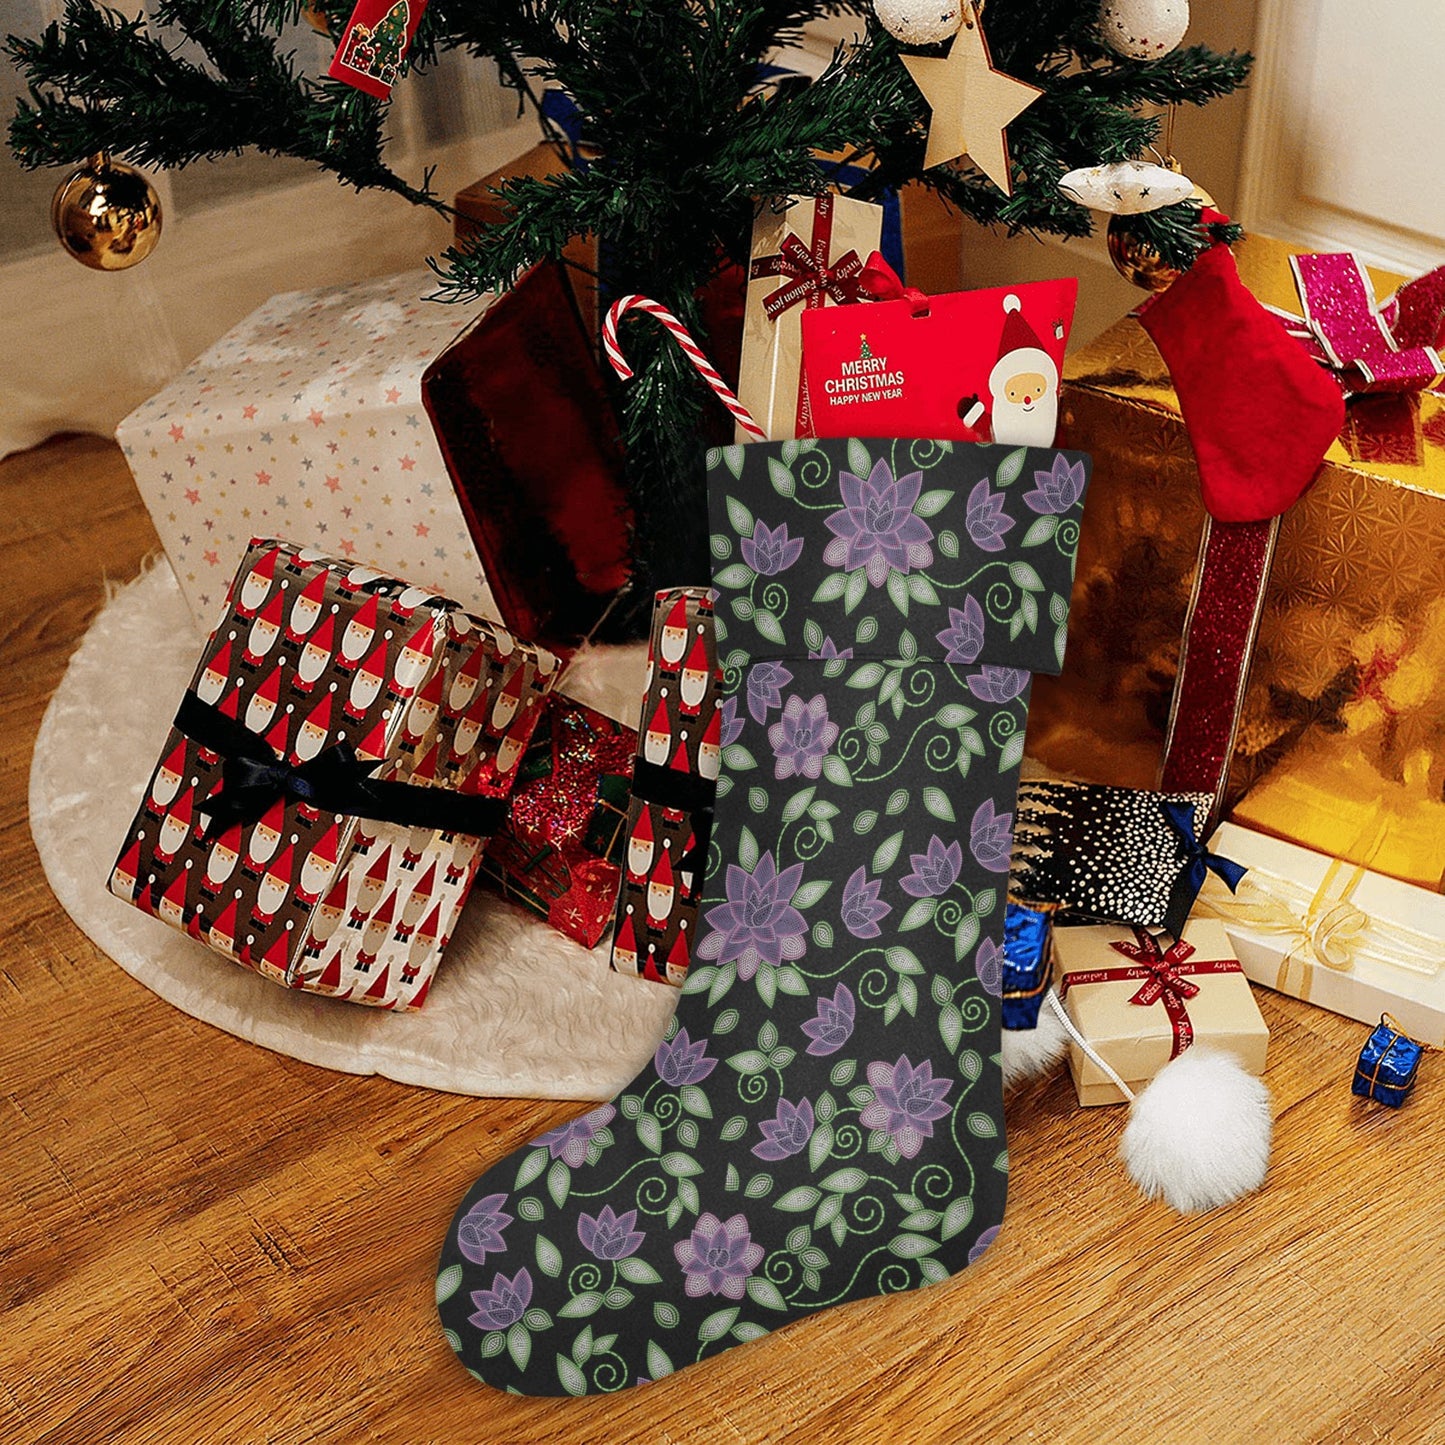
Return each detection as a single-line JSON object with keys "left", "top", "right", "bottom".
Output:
{"left": 603, "top": 294, "right": 768, "bottom": 442}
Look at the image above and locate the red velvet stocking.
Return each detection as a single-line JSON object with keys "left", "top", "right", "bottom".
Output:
{"left": 1138, "top": 244, "right": 1344, "bottom": 523}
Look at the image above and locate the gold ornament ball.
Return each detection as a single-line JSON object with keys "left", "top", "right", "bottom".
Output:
{"left": 50, "top": 155, "right": 163, "bottom": 271}
{"left": 1107, "top": 179, "right": 1217, "bottom": 292}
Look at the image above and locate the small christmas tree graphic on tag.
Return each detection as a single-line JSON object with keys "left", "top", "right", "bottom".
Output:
{"left": 343, "top": 0, "right": 409, "bottom": 84}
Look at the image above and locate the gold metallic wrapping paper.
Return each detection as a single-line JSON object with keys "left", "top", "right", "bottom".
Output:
{"left": 1026, "top": 235, "right": 1445, "bottom": 892}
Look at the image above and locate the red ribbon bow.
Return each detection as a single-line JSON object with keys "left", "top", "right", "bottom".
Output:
{"left": 1059, "top": 927, "right": 1243, "bottom": 1060}
{"left": 1272, "top": 252, "right": 1445, "bottom": 396}
{"left": 856, "top": 250, "right": 930, "bottom": 316}
{"left": 751, "top": 193, "right": 864, "bottom": 320}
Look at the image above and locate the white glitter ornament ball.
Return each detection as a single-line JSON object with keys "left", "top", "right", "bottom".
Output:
{"left": 1058, "top": 160, "right": 1193, "bottom": 214}
{"left": 1099, "top": 0, "right": 1189, "bottom": 59}
{"left": 874, "top": 0, "right": 964, "bottom": 47}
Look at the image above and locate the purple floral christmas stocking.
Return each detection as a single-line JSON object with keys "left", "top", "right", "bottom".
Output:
{"left": 437, "top": 438, "right": 1090, "bottom": 1394}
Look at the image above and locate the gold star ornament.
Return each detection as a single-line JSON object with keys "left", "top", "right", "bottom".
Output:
{"left": 902, "top": 4, "right": 1044, "bottom": 195}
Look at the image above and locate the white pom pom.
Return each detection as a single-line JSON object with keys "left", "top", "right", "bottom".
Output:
{"left": 872, "top": 0, "right": 963, "bottom": 46}
{"left": 1121, "top": 1050, "right": 1272, "bottom": 1213}
{"left": 1001, "top": 990, "right": 1070, "bottom": 1090}
{"left": 1002, "top": 292, "right": 1022, "bottom": 314}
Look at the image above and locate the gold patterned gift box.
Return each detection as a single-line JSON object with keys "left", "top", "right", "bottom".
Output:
{"left": 1194, "top": 822, "right": 1445, "bottom": 1045}
{"left": 1026, "top": 233, "right": 1445, "bottom": 892}
{"left": 1053, "top": 919, "right": 1270, "bottom": 1107}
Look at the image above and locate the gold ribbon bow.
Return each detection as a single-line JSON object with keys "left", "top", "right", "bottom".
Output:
{"left": 1195, "top": 857, "right": 1439, "bottom": 1000}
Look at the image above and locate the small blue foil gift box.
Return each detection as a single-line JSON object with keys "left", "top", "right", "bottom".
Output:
{"left": 1352, "top": 1016, "right": 1424, "bottom": 1107}
{"left": 1002, "top": 900, "right": 1055, "bottom": 1030}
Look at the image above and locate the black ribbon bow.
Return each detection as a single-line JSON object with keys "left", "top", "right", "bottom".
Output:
{"left": 175, "top": 691, "right": 506, "bottom": 841}
{"left": 629, "top": 757, "right": 716, "bottom": 882}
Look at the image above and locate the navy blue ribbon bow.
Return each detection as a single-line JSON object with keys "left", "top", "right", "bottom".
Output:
{"left": 175, "top": 692, "right": 506, "bottom": 842}
{"left": 1163, "top": 798, "right": 1248, "bottom": 898}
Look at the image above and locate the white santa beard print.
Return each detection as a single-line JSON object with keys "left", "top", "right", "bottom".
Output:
{"left": 991, "top": 395, "right": 1058, "bottom": 447}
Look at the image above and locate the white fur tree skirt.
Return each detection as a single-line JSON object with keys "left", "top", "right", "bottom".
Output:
{"left": 28, "top": 562, "right": 679, "bottom": 1100}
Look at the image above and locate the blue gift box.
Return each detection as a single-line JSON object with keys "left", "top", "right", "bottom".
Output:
{"left": 1001, "top": 901, "right": 1054, "bottom": 1030}
{"left": 1352, "top": 1016, "right": 1424, "bottom": 1107}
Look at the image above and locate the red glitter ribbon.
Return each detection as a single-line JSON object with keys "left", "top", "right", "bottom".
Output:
{"left": 510, "top": 700, "right": 634, "bottom": 851}
{"left": 1159, "top": 516, "right": 1279, "bottom": 813}
{"left": 751, "top": 194, "right": 865, "bottom": 321}
{"left": 1059, "top": 928, "right": 1243, "bottom": 1059}
{"left": 1270, "top": 252, "right": 1445, "bottom": 396}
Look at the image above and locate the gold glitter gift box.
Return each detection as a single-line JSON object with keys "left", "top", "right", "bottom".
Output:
{"left": 1026, "top": 234, "right": 1445, "bottom": 892}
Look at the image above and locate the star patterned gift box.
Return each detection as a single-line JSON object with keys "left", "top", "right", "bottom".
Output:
{"left": 117, "top": 262, "right": 629, "bottom": 650}
{"left": 108, "top": 538, "right": 559, "bottom": 1009}
{"left": 117, "top": 270, "right": 498, "bottom": 630}
{"left": 1052, "top": 919, "right": 1270, "bottom": 1106}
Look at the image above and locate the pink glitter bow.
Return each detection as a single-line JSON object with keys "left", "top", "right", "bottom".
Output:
{"left": 1272, "top": 252, "right": 1445, "bottom": 396}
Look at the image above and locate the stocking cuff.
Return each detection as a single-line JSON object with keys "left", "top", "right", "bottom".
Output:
{"left": 706, "top": 438, "right": 1090, "bottom": 673}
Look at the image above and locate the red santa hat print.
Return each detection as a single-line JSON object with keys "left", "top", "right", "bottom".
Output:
{"left": 989, "top": 294, "right": 1057, "bottom": 398}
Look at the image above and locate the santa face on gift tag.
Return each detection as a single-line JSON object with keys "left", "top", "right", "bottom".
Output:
{"left": 985, "top": 295, "right": 1060, "bottom": 448}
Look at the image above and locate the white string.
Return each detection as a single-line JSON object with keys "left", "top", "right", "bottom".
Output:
{"left": 1044, "top": 988, "right": 1137, "bottom": 1103}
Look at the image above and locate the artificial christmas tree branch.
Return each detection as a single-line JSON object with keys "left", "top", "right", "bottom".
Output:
{"left": 7, "top": 0, "right": 1251, "bottom": 593}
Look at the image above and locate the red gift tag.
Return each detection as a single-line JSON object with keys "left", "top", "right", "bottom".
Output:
{"left": 328, "top": 0, "right": 429, "bottom": 99}
{"left": 800, "top": 277, "right": 1077, "bottom": 447}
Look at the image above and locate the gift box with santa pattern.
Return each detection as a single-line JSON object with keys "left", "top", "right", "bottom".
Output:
{"left": 608, "top": 587, "right": 722, "bottom": 985}
{"left": 109, "top": 538, "right": 559, "bottom": 1009}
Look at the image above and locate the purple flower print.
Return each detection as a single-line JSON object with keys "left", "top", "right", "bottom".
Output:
{"left": 1022, "top": 454, "right": 1087, "bottom": 515}
{"left": 966, "top": 664, "right": 1029, "bottom": 703}
{"left": 937, "top": 596, "right": 985, "bottom": 665}
{"left": 822, "top": 458, "right": 935, "bottom": 586}
{"left": 965, "top": 477, "right": 1015, "bottom": 553}
{"left": 751, "top": 1097, "right": 815, "bottom": 1161}
{"left": 577, "top": 1206, "right": 646, "bottom": 1261}
{"left": 859, "top": 1056, "right": 953, "bottom": 1159}
{"left": 768, "top": 693, "right": 839, "bottom": 781}
{"left": 653, "top": 1027, "right": 718, "bottom": 1087}
{"left": 969, "top": 798, "right": 1013, "bottom": 874}
{"left": 456, "top": 1193, "right": 513, "bottom": 1265}
{"left": 718, "top": 695, "right": 744, "bottom": 747}
{"left": 695, "top": 851, "right": 808, "bottom": 980}
{"left": 899, "top": 836, "right": 963, "bottom": 898}
{"left": 536, "top": 1103, "right": 616, "bottom": 1168}
{"left": 840, "top": 866, "right": 891, "bottom": 940}
{"left": 467, "top": 1267, "right": 533, "bottom": 1331}
{"left": 808, "top": 636, "right": 853, "bottom": 662}
{"left": 675, "top": 1213, "right": 764, "bottom": 1299}
{"left": 975, "top": 937, "right": 1004, "bottom": 997}
{"left": 746, "top": 660, "right": 793, "bottom": 724}
{"left": 741, "top": 518, "right": 804, "bottom": 576}
{"left": 801, "top": 982, "right": 856, "bottom": 1056}
{"left": 968, "top": 1224, "right": 1001, "bottom": 1265}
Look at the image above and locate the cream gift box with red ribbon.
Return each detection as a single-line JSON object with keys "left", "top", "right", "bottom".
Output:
{"left": 1193, "top": 822, "right": 1445, "bottom": 1046}
{"left": 1052, "top": 919, "right": 1270, "bottom": 1106}
{"left": 737, "top": 192, "right": 883, "bottom": 442}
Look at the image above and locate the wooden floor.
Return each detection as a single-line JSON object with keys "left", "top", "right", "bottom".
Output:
{"left": 3, "top": 434, "right": 1443, "bottom": 1445}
